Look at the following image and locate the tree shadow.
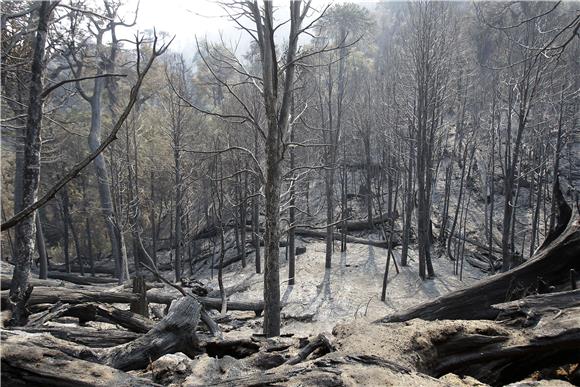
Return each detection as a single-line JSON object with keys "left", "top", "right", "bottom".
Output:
{"left": 364, "top": 245, "right": 378, "bottom": 276}
{"left": 305, "top": 267, "right": 332, "bottom": 317}
{"left": 282, "top": 283, "right": 294, "bottom": 305}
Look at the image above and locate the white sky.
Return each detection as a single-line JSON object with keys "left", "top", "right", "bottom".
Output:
{"left": 134, "top": 0, "right": 245, "bottom": 53}
{"left": 125, "top": 0, "right": 368, "bottom": 55}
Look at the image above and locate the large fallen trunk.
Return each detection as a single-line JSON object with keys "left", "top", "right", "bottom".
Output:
{"left": 2, "top": 296, "right": 201, "bottom": 373}
{"left": 1, "top": 275, "right": 64, "bottom": 290}
{"left": 294, "top": 228, "right": 399, "bottom": 248}
{"left": 49, "top": 262, "right": 119, "bottom": 276}
{"left": 1, "top": 338, "right": 160, "bottom": 387}
{"left": 210, "top": 245, "right": 304, "bottom": 270}
{"left": 381, "top": 216, "right": 580, "bottom": 322}
{"left": 147, "top": 288, "right": 264, "bottom": 314}
{"left": 25, "top": 301, "right": 154, "bottom": 336}
{"left": 339, "top": 214, "right": 391, "bottom": 232}
{"left": 211, "top": 249, "right": 255, "bottom": 270}
{"left": 0, "top": 283, "right": 264, "bottom": 315}
{"left": 429, "top": 305, "right": 580, "bottom": 385}
{"left": 16, "top": 325, "right": 141, "bottom": 347}
{"left": 491, "top": 288, "right": 580, "bottom": 324}
{"left": 0, "top": 286, "right": 138, "bottom": 307}
{"left": 47, "top": 272, "right": 118, "bottom": 285}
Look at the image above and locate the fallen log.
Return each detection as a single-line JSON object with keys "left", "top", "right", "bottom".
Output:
{"left": 147, "top": 288, "right": 264, "bottom": 314}
{"left": 16, "top": 325, "right": 141, "bottom": 347}
{"left": 26, "top": 301, "right": 71, "bottom": 327}
{"left": 285, "top": 333, "right": 334, "bottom": 365}
{"left": 2, "top": 296, "right": 201, "bottom": 372}
{"left": 207, "top": 280, "right": 260, "bottom": 298}
{"left": 47, "top": 272, "right": 118, "bottom": 285}
{"left": 491, "top": 289, "right": 580, "bottom": 326}
{"left": 49, "top": 263, "right": 119, "bottom": 276}
{"left": 294, "top": 228, "right": 399, "bottom": 248}
{"left": 1, "top": 282, "right": 258, "bottom": 321}
{"left": 25, "top": 300, "right": 155, "bottom": 334}
{"left": 465, "top": 255, "right": 497, "bottom": 272}
{"left": 1, "top": 286, "right": 138, "bottom": 307}
{"left": 1, "top": 336, "right": 160, "bottom": 386}
{"left": 211, "top": 245, "right": 305, "bottom": 270}
{"left": 430, "top": 306, "right": 580, "bottom": 385}
{"left": 380, "top": 216, "right": 580, "bottom": 323}
{"left": 211, "top": 249, "right": 254, "bottom": 270}
{"left": 0, "top": 275, "right": 63, "bottom": 290}
{"left": 245, "top": 225, "right": 399, "bottom": 248}
{"left": 339, "top": 214, "right": 391, "bottom": 232}
{"left": 64, "top": 303, "right": 155, "bottom": 333}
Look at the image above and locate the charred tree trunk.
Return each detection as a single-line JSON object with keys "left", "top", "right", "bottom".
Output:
{"left": 36, "top": 213, "right": 48, "bottom": 280}
{"left": 81, "top": 176, "right": 95, "bottom": 276}
{"left": 8, "top": 1, "right": 54, "bottom": 326}
{"left": 288, "top": 122, "right": 296, "bottom": 286}
{"left": 401, "top": 124, "right": 414, "bottom": 267}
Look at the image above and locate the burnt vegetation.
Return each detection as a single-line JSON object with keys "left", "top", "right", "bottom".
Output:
{"left": 1, "top": 1, "right": 579, "bottom": 386}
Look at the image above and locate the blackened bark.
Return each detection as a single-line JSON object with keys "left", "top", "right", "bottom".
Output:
{"left": 36, "top": 213, "right": 48, "bottom": 279}
{"left": 8, "top": 1, "right": 54, "bottom": 326}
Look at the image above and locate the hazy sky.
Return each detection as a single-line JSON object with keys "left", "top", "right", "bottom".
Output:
{"left": 127, "top": 0, "right": 360, "bottom": 55}
{"left": 134, "top": 0, "right": 244, "bottom": 53}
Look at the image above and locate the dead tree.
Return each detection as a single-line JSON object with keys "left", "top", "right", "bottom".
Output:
{"left": 7, "top": 1, "right": 57, "bottom": 326}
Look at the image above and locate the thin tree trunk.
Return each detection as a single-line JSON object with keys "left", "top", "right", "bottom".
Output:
{"left": 341, "top": 143, "right": 348, "bottom": 252}
{"left": 253, "top": 131, "right": 262, "bottom": 274}
{"left": 241, "top": 169, "right": 248, "bottom": 268}
{"left": 549, "top": 85, "right": 565, "bottom": 233}
{"left": 288, "top": 124, "right": 296, "bottom": 286}
{"left": 36, "top": 212, "right": 48, "bottom": 279}
{"left": 447, "top": 144, "right": 474, "bottom": 262}
{"left": 8, "top": 1, "right": 54, "bottom": 326}
{"left": 150, "top": 170, "right": 158, "bottom": 267}
{"left": 59, "top": 190, "right": 71, "bottom": 274}
{"left": 401, "top": 125, "right": 414, "bottom": 267}
{"left": 82, "top": 177, "right": 95, "bottom": 276}
{"left": 174, "top": 146, "right": 182, "bottom": 283}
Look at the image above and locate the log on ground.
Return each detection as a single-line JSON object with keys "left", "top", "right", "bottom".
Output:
{"left": 147, "top": 288, "right": 264, "bottom": 314}
{"left": 1, "top": 286, "right": 138, "bottom": 307}
{"left": 294, "top": 228, "right": 399, "bottom": 248}
{"left": 2, "top": 296, "right": 202, "bottom": 372}
{"left": 380, "top": 217, "right": 580, "bottom": 323}
{"left": 1, "top": 336, "right": 160, "bottom": 387}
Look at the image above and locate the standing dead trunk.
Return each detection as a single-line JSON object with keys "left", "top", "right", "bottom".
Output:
{"left": 36, "top": 212, "right": 48, "bottom": 280}
{"left": 240, "top": 170, "right": 248, "bottom": 268}
{"left": 253, "top": 131, "right": 262, "bottom": 274}
{"left": 288, "top": 118, "right": 296, "bottom": 286}
{"left": 149, "top": 170, "right": 158, "bottom": 268}
{"left": 174, "top": 148, "right": 183, "bottom": 283}
{"left": 363, "top": 121, "right": 373, "bottom": 229}
{"left": 251, "top": 0, "right": 306, "bottom": 337}
{"left": 447, "top": 144, "right": 474, "bottom": 261}
{"left": 81, "top": 176, "right": 95, "bottom": 276}
{"left": 59, "top": 192, "right": 71, "bottom": 274}
{"left": 549, "top": 85, "right": 566, "bottom": 233}
{"left": 62, "top": 184, "right": 84, "bottom": 276}
{"left": 401, "top": 122, "right": 414, "bottom": 267}
{"left": 88, "top": 77, "right": 124, "bottom": 282}
{"left": 8, "top": 1, "right": 54, "bottom": 326}
{"left": 340, "top": 144, "right": 348, "bottom": 252}
{"left": 218, "top": 226, "right": 227, "bottom": 315}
